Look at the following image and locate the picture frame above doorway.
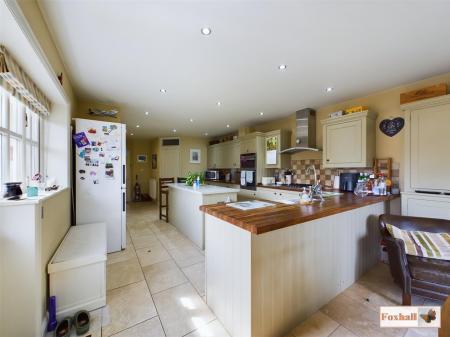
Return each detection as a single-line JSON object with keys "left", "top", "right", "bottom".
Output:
{"left": 137, "top": 154, "right": 147, "bottom": 163}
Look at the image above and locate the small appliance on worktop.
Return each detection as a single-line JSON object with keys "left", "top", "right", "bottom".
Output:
{"left": 339, "top": 173, "right": 359, "bottom": 192}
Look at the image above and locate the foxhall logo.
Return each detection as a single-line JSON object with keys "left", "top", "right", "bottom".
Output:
{"left": 380, "top": 306, "right": 441, "bottom": 328}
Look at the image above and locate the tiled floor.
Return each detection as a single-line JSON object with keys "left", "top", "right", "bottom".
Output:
{"left": 52, "top": 201, "right": 443, "bottom": 337}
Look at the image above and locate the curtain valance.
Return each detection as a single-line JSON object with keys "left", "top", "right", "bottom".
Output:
{"left": 0, "top": 45, "right": 51, "bottom": 115}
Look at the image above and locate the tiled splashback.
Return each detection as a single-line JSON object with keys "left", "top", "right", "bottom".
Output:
{"left": 285, "top": 159, "right": 400, "bottom": 189}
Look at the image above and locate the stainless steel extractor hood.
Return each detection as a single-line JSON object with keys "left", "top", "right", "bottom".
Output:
{"left": 280, "top": 108, "right": 321, "bottom": 154}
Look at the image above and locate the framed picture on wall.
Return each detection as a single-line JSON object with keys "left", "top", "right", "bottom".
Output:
{"left": 190, "top": 149, "right": 201, "bottom": 164}
{"left": 152, "top": 154, "right": 157, "bottom": 169}
{"left": 137, "top": 154, "right": 147, "bottom": 163}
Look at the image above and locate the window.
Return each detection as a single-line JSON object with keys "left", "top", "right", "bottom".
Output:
{"left": 0, "top": 86, "right": 41, "bottom": 188}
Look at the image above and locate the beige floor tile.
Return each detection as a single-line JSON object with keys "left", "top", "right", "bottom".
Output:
{"left": 107, "top": 244, "right": 136, "bottom": 265}
{"left": 130, "top": 227, "right": 154, "bottom": 237}
{"left": 102, "top": 281, "right": 157, "bottom": 337}
{"left": 291, "top": 311, "right": 339, "bottom": 337}
{"left": 343, "top": 282, "right": 398, "bottom": 312}
{"left": 169, "top": 242, "right": 205, "bottom": 268}
{"left": 132, "top": 233, "right": 159, "bottom": 249}
{"left": 109, "top": 317, "right": 165, "bottom": 337}
{"left": 404, "top": 328, "right": 439, "bottom": 337}
{"left": 185, "top": 319, "right": 231, "bottom": 337}
{"left": 143, "top": 259, "right": 188, "bottom": 294}
{"left": 153, "top": 282, "right": 215, "bottom": 337}
{"left": 321, "top": 293, "right": 406, "bottom": 337}
{"left": 182, "top": 262, "right": 205, "bottom": 297}
{"left": 107, "top": 257, "right": 144, "bottom": 290}
{"left": 136, "top": 241, "right": 171, "bottom": 267}
{"left": 329, "top": 326, "right": 358, "bottom": 337}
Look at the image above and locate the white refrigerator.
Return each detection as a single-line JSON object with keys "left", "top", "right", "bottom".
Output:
{"left": 74, "top": 118, "right": 126, "bottom": 253}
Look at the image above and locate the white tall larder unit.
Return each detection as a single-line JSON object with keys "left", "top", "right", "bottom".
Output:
{"left": 401, "top": 94, "right": 450, "bottom": 219}
{"left": 74, "top": 118, "right": 127, "bottom": 253}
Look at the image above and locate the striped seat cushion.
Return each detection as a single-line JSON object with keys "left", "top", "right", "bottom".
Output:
{"left": 386, "top": 223, "right": 450, "bottom": 261}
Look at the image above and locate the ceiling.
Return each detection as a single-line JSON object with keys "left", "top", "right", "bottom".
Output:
{"left": 38, "top": 0, "right": 450, "bottom": 138}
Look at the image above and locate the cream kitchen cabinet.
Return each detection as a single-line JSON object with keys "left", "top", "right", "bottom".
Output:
{"left": 240, "top": 138, "right": 257, "bottom": 154}
{"left": 264, "top": 130, "right": 291, "bottom": 169}
{"left": 402, "top": 192, "right": 450, "bottom": 219}
{"left": 321, "top": 111, "right": 376, "bottom": 168}
{"left": 207, "top": 140, "right": 240, "bottom": 169}
{"left": 401, "top": 95, "right": 450, "bottom": 193}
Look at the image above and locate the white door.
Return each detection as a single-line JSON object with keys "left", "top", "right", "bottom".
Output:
{"left": 160, "top": 146, "right": 180, "bottom": 179}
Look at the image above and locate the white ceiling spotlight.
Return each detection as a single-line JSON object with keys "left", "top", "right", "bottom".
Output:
{"left": 189, "top": 118, "right": 194, "bottom": 122}
{"left": 325, "top": 87, "right": 334, "bottom": 93}
{"left": 259, "top": 112, "right": 264, "bottom": 116}
{"left": 278, "top": 64, "right": 287, "bottom": 71}
{"left": 226, "top": 124, "right": 230, "bottom": 128}
{"left": 217, "top": 101, "right": 222, "bottom": 106}
{"left": 145, "top": 111, "right": 149, "bottom": 115}
{"left": 201, "top": 27, "right": 212, "bottom": 36}
{"left": 130, "top": 133, "right": 134, "bottom": 136}
{"left": 172, "top": 129, "right": 177, "bottom": 133}
{"left": 136, "top": 124, "right": 140, "bottom": 128}
{"left": 204, "top": 132, "right": 209, "bottom": 136}
{"left": 160, "top": 88, "right": 167, "bottom": 93}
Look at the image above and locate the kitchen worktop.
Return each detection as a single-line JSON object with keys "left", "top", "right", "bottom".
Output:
{"left": 200, "top": 193, "right": 398, "bottom": 234}
{"left": 168, "top": 183, "right": 240, "bottom": 195}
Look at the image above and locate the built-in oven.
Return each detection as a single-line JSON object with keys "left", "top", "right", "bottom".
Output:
{"left": 205, "top": 170, "right": 220, "bottom": 180}
{"left": 240, "top": 153, "right": 256, "bottom": 170}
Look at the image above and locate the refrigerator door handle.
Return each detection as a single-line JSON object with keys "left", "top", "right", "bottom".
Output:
{"left": 122, "top": 192, "right": 126, "bottom": 212}
{"left": 122, "top": 164, "right": 126, "bottom": 185}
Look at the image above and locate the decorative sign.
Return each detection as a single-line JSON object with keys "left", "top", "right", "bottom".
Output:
{"left": 379, "top": 117, "right": 404, "bottom": 137}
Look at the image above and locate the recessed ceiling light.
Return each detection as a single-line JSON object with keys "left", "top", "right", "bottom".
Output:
{"left": 259, "top": 112, "right": 264, "bottom": 116}
{"left": 226, "top": 124, "right": 230, "bottom": 128}
{"left": 325, "top": 87, "right": 334, "bottom": 93}
{"left": 217, "top": 101, "right": 221, "bottom": 106}
{"left": 201, "top": 27, "right": 212, "bottom": 35}
{"left": 136, "top": 125, "right": 140, "bottom": 128}
{"left": 160, "top": 88, "right": 167, "bottom": 93}
{"left": 189, "top": 118, "right": 194, "bottom": 123}
{"left": 204, "top": 132, "right": 209, "bottom": 136}
{"left": 130, "top": 133, "right": 134, "bottom": 136}
{"left": 278, "top": 64, "right": 287, "bottom": 70}
{"left": 172, "top": 129, "right": 177, "bottom": 133}
{"left": 145, "top": 111, "right": 149, "bottom": 115}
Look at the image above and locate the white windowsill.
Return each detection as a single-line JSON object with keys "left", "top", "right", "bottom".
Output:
{"left": 0, "top": 187, "right": 69, "bottom": 206}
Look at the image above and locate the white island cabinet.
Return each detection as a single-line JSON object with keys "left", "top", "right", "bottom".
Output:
{"left": 168, "top": 183, "right": 239, "bottom": 249}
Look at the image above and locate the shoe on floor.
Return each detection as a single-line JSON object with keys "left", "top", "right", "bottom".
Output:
{"left": 74, "top": 310, "right": 90, "bottom": 336}
{"left": 55, "top": 317, "right": 72, "bottom": 337}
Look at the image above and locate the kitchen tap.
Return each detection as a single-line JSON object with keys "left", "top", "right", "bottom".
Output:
{"left": 306, "top": 165, "right": 324, "bottom": 201}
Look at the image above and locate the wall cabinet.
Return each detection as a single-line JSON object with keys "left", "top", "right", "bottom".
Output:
{"left": 264, "top": 130, "right": 291, "bottom": 169}
{"left": 240, "top": 138, "right": 257, "bottom": 154}
{"left": 321, "top": 111, "right": 376, "bottom": 168}
{"left": 207, "top": 140, "right": 240, "bottom": 169}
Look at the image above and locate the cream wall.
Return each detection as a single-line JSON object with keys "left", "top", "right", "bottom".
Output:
{"left": 179, "top": 136, "right": 209, "bottom": 176}
{"left": 127, "top": 137, "right": 152, "bottom": 195}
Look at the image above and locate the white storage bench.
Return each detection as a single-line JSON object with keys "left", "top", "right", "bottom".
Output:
{"left": 48, "top": 222, "right": 107, "bottom": 318}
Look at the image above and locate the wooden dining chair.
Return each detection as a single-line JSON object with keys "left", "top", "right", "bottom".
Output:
{"left": 159, "top": 177, "right": 174, "bottom": 222}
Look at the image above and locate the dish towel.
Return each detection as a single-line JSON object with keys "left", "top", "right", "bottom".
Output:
{"left": 246, "top": 171, "right": 253, "bottom": 184}
{"left": 240, "top": 171, "right": 246, "bottom": 186}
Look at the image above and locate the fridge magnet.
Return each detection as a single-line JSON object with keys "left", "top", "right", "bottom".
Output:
{"left": 80, "top": 177, "right": 85, "bottom": 180}
{"left": 379, "top": 117, "right": 404, "bottom": 137}
{"left": 111, "top": 155, "right": 119, "bottom": 161}
{"left": 93, "top": 147, "right": 100, "bottom": 152}
{"left": 102, "top": 126, "right": 110, "bottom": 135}
{"left": 79, "top": 169, "right": 85, "bottom": 174}
{"left": 105, "top": 163, "right": 113, "bottom": 169}
{"left": 99, "top": 153, "right": 105, "bottom": 158}
{"left": 105, "top": 168, "right": 114, "bottom": 179}
{"left": 78, "top": 150, "right": 85, "bottom": 159}
{"left": 93, "top": 179, "right": 99, "bottom": 184}
{"left": 90, "top": 171, "right": 96, "bottom": 176}
{"left": 91, "top": 141, "right": 97, "bottom": 146}
{"left": 110, "top": 125, "right": 118, "bottom": 130}
{"left": 189, "top": 149, "right": 201, "bottom": 164}
{"left": 73, "top": 132, "right": 90, "bottom": 148}
{"left": 88, "top": 128, "right": 97, "bottom": 134}
{"left": 85, "top": 148, "right": 92, "bottom": 154}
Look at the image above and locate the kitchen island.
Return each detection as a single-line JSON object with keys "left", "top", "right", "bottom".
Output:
{"left": 200, "top": 193, "right": 398, "bottom": 337}
{"left": 168, "top": 183, "right": 239, "bottom": 249}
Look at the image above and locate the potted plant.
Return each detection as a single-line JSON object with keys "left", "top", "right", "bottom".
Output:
{"left": 185, "top": 172, "right": 205, "bottom": 186}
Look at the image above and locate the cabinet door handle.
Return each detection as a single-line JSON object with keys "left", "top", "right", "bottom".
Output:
{"left": 326, "top": 159, "right": 330, "bottom": 162}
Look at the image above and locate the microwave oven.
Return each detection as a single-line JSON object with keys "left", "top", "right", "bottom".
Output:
{"left": 205, "top": 170, "right": 220, "bottom": 180}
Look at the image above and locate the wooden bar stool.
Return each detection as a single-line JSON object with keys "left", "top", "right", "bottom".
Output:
{"left": 159, "top": 177, "right": 174, "bottom": 222}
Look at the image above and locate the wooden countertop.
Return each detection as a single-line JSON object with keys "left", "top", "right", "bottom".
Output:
{"left": 200, "top": 193, "right": 399, "bottom": 234}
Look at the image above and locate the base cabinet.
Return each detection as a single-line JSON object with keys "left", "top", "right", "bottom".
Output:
{"left": 401, "top": 192, "right": 450, "bottom": 219}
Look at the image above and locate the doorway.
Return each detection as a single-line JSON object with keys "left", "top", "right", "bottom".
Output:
{"left": 159, "top": 145, "right": 180, "bottom": 179}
